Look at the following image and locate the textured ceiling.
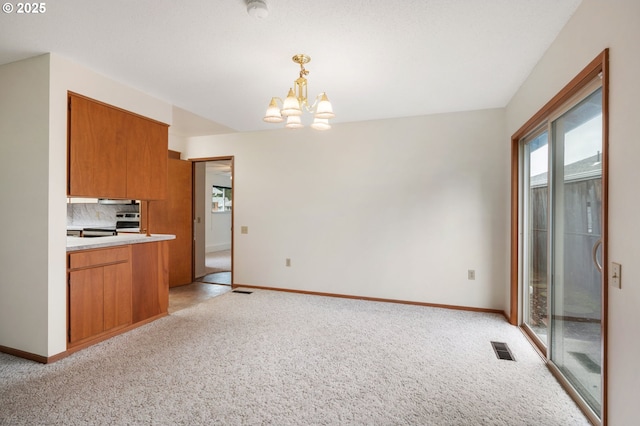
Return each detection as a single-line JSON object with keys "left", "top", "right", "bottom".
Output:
{"left": 0, "top": 0, "right": 582, "bottom": 134}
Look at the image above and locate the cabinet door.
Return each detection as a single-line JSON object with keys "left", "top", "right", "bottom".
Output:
{"left": 68, "top": 94, "right": 127, "bottom": 198}
{"left": 103, "top": 261, "right": 132, "bottom": 331}
{"left": 131, "top": 241, "right": 169, "bottom": 323}
{"left": 69, "top": 268, "right": 104, "bottom": 344}
{"left": 124, "top": 113, "right": 168, "bottom": 200}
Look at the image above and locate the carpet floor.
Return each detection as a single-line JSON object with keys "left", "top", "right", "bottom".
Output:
{"left": 204, "top": 250, "right": 231, "bottom": 274}
{"left": 0, "top": 289, "right": 590, "bottom": 425}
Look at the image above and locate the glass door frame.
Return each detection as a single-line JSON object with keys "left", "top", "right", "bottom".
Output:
{"left": 510, "top": 49, "right": 609, "bottom": 425}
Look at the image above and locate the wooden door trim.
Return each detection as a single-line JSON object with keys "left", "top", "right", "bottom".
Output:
{"left": 509, "top": 48, "right": 609, "bottom": 424}
{"left": 190, "top": 156, "right": 234, "bottom": 286}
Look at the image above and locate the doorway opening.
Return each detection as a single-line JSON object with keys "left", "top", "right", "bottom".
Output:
{"left": 193, "top": 157, "right": 234, "bottom": 286}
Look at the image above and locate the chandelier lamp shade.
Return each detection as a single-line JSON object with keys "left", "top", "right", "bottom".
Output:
{"left": 263, "top": 54, "right": 335, "bottom": 130}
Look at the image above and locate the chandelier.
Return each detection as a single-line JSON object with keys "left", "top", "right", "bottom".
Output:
{"left": 263, "top": 54, "right": 335, "bottom": 130}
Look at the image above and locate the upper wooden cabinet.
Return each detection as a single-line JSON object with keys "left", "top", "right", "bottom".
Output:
{"left": 123, "top": 112, "right": 168, "bottom": 200}
{"left": 67, "top": 93, "right": 168, "bottom": 200}
{"left": 68, "top": 95, "right": 127, "bottom": 198}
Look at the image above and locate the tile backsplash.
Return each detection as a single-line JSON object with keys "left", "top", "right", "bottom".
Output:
{"left": 67, "top": 203, "right": 139, "bottom": 227}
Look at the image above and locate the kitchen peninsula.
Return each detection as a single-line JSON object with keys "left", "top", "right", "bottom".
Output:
{"left": 67, "top": 233, "right": 174, "bottom": 252}
{"left": 66, "top": 233, "right": 175, "bottom": 352}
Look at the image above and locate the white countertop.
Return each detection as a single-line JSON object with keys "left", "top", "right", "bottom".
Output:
{"left": 66, "top": 233, "right": 176, "bottom": 252}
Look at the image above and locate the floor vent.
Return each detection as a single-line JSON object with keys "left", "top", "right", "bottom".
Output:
{"left": 491, "top": 341, "right": 515, "bottom": 361}
{"left": 232, "top": 290, "right": 253, "bottom": 294}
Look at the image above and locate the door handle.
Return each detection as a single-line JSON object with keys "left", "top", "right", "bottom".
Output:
{"left": 592, "top": 239, "right": 603, "bottom": 272}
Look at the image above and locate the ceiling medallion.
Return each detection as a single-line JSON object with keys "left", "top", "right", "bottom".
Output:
{"left": 246, "top": 0, "right": 268, "bottom": 19}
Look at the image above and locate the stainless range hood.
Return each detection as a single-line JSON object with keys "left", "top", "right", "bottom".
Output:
{"left": 97, "top": 199, "right": 139, "bottom": 205}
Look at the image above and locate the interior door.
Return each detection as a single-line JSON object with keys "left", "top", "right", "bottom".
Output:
{"left": 146, "top": 157, "right": 193, "bottom": 287}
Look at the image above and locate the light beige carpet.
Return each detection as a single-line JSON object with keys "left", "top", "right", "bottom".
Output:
{"left": 0, "top": 289, "right": 590, "bottom": 425}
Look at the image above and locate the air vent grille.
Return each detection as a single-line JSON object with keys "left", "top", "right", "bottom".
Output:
{"left": 232, "top": 290, "right": 253, "bottom": 294}
{"left": 491, "top": 341, "right": 515, "bottom": 361}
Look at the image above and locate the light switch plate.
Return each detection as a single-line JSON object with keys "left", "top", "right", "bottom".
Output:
{"left": 241, "top": 226, "right": 248, "bottom": 234}
{"left": 612, "top": 262, "right": 621, "bottom": 288}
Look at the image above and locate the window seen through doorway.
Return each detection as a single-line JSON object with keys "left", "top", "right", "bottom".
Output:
{"left": 212, "top": 185, "right": 232, "bottom": 212}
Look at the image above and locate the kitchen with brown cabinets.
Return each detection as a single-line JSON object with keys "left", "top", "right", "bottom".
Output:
{"left": 0, "top": 55, "right": 178, "bottom": 364}
{"left": 65, "top": 92, "right": 175, "bottom": 355}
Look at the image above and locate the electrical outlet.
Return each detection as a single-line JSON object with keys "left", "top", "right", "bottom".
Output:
{"left": 611, "top": 262, "right": 621, "bottom": 288}
{"left": 241, "top": 226, "right": 248, "bottom": 234}
{"left": 468, "top": 269, "right": 476, "bottom": 280}
{"left": 285, "top": 258, "right": 291, "bottom": 267}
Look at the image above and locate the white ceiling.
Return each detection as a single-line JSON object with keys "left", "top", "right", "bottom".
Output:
{"left": 0, "top": 0, "right": 582, "bottom": 135}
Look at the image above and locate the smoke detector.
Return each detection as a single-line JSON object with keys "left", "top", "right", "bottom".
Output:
{"left": 247, "top": 0, "right": 268, "bottom": 19}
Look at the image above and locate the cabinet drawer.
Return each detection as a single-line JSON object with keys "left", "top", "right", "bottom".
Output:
{"left": 69, "top": 246, "right": 130, "bottom": 270}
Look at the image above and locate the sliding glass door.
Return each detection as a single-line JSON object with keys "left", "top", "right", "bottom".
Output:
{"left": 520, "top": 81, "right": 604, "bottom": 419}
{"left": 550, "top": 87, "right": 603, "bottom": 414}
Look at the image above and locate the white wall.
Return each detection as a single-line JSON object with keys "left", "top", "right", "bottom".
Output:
{"left": 187, "top": 109, "right": 508, "bottom": 310}
{"left": 505, "top": 1, "right": 640, "bottom": 423}
{"left": 0, "top": 55, "right": 51, "bottom": 355}
{"left": 168, "top": 131, "right": 187, "bottom": 156}
{"left": 206, "top": 171, "right": 232, "bottom": 252}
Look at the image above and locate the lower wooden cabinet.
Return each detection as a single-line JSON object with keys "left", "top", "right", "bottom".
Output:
{"left": 67, "top": 241, "right": 169, "bottom": 348}
{"left": 131, "top": 241, "right": 169, "bottom": 323}
{"left": 68, "top": 246, "right": 132, "bottom": 346}
{"left": 69, "top": 267, "right": 107, "bottom": 344}
{"left": 104, "top": 260, "right": 134, "bottom": 332}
